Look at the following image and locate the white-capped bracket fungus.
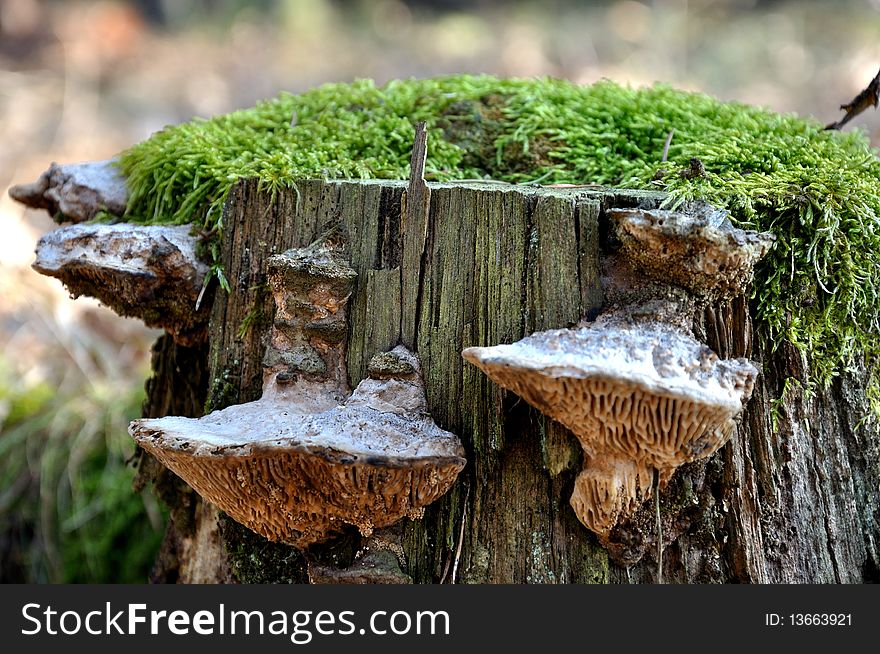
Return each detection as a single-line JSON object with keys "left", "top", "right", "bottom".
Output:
{"left": 463, "top": 315, "right": 756, "bottom": 537}
{"left": 607, "top": 204, "right": 775, "bottom": 301}
{"left": 9, "top": 159, "right": 128, "bottom": 223}
{"left": 11, "top": 161, "right": 210, "bottom": 345}
{"left": 130, "top": 235, "right": 466, "bottom": 549}
{"left": 463, "top": 204, "right": 774, "bottom": 548}
{"left": 31, "top": 223, "right": 210, "bottom": 346}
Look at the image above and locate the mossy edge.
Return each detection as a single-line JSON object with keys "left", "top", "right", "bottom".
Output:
{"left": 116, "top": 74, "right": 880, "bottom": 412}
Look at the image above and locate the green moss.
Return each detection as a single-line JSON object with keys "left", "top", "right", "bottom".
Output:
{"left": 118, "top": 74, "right": 880, "bottom": 407}
{"left": 206, "top": 367, "right": 239, "bottom": 414}
{"left": 218, "top": 514, "right": 308, "bottom": 584}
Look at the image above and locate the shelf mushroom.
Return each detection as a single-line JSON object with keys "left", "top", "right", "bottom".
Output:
{"left": 464, "top": 316, "right": 756, "bottom": 538}
{"left": 9, "top": 159, "right": 128, "bottom": 223}
{"left": 130, "top": 236, "right": 466, "bottom": 548}
{"left": 32, "top": 223, "right": 210, "bottom": 345}
{"left": 463, "top": 204, "right": 774, "bottom": 548}
{"left": 608, "top": 204, "right": 776, "bottom": 301}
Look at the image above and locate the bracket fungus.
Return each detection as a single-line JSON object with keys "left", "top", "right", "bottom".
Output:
{"left": 463, "top": 204, "right": 772, "bottom": 549}
{"left": 130, "top": 236, "right": 466, "bottom": 548}
{"left": 32, "top": 223, "right": 210, "bottom": 346}
{"left": 9, "top": 159, "right": 128, "bottom": 223}
{"left": 463, "top": 316, "right": 756, "bottom": 537}
{"left": 607, "top": 205, "right": 775, "bottom": 301}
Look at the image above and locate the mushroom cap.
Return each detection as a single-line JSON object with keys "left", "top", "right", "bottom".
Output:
{"left": 130, "top": 355, "right": 466, "bottom": 548}
{"left": 133, "top": 398, "right": 464, "bottom": 462}
{"left": 608, "top": 206, "right": 775, "bottom": 299}
{"left": 462, "top": 320, "right": 756, "bottom": 467}
{"left": 32, "top": 223, "right": 209, "bottom": 345}
{"left": 9, "top": 159, "right": 128, "bottom": 223}
{"left": 464, "top": 320, "right": 755, "bottom": 412}
{"left": 266, "top": 239, "right": 358, "bottom": 307}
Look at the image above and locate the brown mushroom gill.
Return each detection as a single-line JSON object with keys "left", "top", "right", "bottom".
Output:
{"left": 463, "top": 320, "right": 756, "bottom": 537}
{"left": 130, "top": 237, "right": 465, "bottom": 548}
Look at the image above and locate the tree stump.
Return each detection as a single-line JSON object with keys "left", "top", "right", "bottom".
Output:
{"left": 135, "top": 176, "right": 879, "bottom": 583}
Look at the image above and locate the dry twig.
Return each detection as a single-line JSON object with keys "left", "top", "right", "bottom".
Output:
{"left": 825, "top": 67, "right": 880, "bottom": 130}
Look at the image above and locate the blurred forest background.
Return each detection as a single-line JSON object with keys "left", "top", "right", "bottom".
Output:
{"left": 2, "top": 0, "right": 879, "bottom": 583}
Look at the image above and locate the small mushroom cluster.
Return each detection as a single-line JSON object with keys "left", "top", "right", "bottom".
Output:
{"left": 130, "top": 236, "right": 466, "bottom": 548}
{"left": 464, "top": 204, "right": 774, "bottom": 546}
{"left": 12, "top": 159, "right": 466, "bottom": 551}
{"left": 11, "top": 155, "right": 771, "bottom": 561}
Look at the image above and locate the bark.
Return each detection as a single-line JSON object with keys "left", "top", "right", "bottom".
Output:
{"left": 149, "top": 177, "right": 879, "bottom": 583}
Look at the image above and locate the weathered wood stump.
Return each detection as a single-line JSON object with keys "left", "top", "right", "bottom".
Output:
{"left": 133, "top": 177, "right": 877, "bottom": 583}
{"left": 13, "top": 148, "right": 877, "bottom": 583}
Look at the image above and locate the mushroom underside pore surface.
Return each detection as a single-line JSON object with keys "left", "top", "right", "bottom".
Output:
{"left": 133, "top": 405, "right": 465, "bottom": 545}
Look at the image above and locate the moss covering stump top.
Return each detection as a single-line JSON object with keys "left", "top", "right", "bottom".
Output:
{"left": 118, "top": 74, "right": 880, "bottom": 405}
